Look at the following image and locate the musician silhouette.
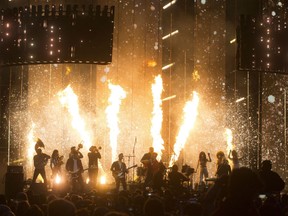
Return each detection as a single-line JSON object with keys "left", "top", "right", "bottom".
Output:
{"left": 66, "top": 146, "right": 84, "bottom": 193}
{"left": 110, "top": 153, "right": 127, "bottom": 192}
{"left": 32, "top": 148, "right": 51, "bottom": 185}
{"left": 50, "top": 149, "right": 64, "bottom": 179}
{"left": 88, "top": 146, "right": 101, "bottom": 188}
{"left": 141, "top": 147, "right": 159, "bottom": 187}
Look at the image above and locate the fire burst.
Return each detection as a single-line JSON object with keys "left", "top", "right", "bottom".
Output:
{"left": 151, "top": 75, "right": 164, "bottom": 161}
{"left": 225, "top": 128, "right": 234, "bottom": 154}
{"left": 105, "top": 83, "right": 126, "bottom": 162}
{"left": 27, "top": 122, "right": 36, "bottom": 174}
{"left": 57, "top": 85, "right": 92, "bottom": 150}
{"left": 169, "top": 91, "right": 200, "bottom": 167}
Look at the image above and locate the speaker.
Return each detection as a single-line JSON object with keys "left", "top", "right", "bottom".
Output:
{"left": 7, "top": 165, "right": 23, "bottom": 173}
{"left": 5, "top": 172, "right": 24, "bottom": 199}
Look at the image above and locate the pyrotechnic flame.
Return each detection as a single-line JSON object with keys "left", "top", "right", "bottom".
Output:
{"left": 57, "top": 85, "right": 92, "bottom": 150}
{"left": 225, "top": 128, "right": 234, "bottom": 154}
{"left": 169, "top": 91, "right": 200, "bottom": 167}
{"left": 86, "top": 177, "right": 90, "bottom": 184}
{"left": 55, "top": 174, "right": 61, "bottom": 184}
{"left": 151, "top": 75, "right": 164, "bottom": 161}
{"left": 27, "top": 122, "right": 36, "bottom": 174}
{"left": 100, "top": 175, "right": 106, "bottom": 185}
{"left": 105, "top": 83, "right": 126, "bottom": 162}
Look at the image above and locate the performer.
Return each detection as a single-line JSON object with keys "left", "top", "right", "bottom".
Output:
{"left": 228, "top": 150, "right": 241, "bottom": 170}
{"left": 50, "top": 149, "right": 64, "bottom": 179}
{"left": 196, "top": 152, "right": 212, "bottom": 184}
{"left": 69, "top": 144, "right": 84, "bottom": 159}
{"left": 215, "top": 151, "right": 231, "bottom": 178}
{"left": 168, "top": 164, "right": 189, "bottom": 190}
{"left": 88, "top": 145, "right": 101, "bottom": 188}
{"left": 140, "top": 147, "right": 159, "bottom": 187}
{"left": 110, "top": 153, "right": 128, "bottom": 192}
{"left": 32, "top": 148, "right": 51, "bottom": 185}
{"left": 66, "top": 146, "right": 84, "bottom": 193}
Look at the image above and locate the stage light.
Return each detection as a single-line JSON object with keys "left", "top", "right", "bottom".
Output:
{"left": 100, "top": 176, "right": 106, "bottom": 185}
{"left": 162, "top": 63, "right": 175, "bottom": 70}
{"left": 163, "top": 0, "right": 176, "bottom": 10}
{"left": 86, "top": 178, "right": 90, "bottom": 184}
{"left": 55, "top": 174, "right": 61, "bottom": 184}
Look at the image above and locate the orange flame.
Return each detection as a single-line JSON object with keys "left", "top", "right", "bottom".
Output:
{"left": 27, "top": 122, "right": 36, "bottom": 175}
{"left": 225, "top": 128, "right": 234, "bottom": 154}
{"left": 105, "top": 83, "right": 126, "bottom": 162}
{"left": 151, "top": 75, "right": 164, "bottom": 161}
{"left": 57, "top": 85, "right": 92, "bottom": 150}
{"left": 169, "top": 91, "right": 200, "bottom": 167}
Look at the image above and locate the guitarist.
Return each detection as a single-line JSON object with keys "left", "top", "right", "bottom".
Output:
{"left": 110, "top": 153, "right": 128, "bottom": 192}
{"left": 66, "top": 147, "right": 84, "bottom": 193}
{"left": 88, "top": 146, "right": 101, "bottom": 188}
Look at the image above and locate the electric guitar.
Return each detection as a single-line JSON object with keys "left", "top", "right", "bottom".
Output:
{"left": 112, "top": 165, "right": 137, "bottom": 179}
{"left": 69, "top": 168, "right": 89, "bottom": 180}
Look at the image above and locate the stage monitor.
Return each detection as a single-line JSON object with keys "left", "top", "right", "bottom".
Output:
{"left": 0, "top": 4, "right": 115, "bottom": 66}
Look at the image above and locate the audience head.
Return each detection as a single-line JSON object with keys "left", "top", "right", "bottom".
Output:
{"left": 228, "top": 167, "right": 262, "bottom": 201}
{"left": 143, "top": 197, "right": 165, "bottom": 216}
{"left": 48, "top": 199, "right": 76, "bottom": 216}
{"left": 261, "top": 160, "right": 272, "bottom": 171}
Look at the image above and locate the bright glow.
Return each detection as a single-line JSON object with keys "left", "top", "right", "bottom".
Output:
{"left": 169, "top": 92, "right": 200, "bottom": 167}
{"left": 36, "top": 174, "right": 44, "bottom": 183}
{"left": 225, "top": 128, "right": 234, "bottom": 155}
{"left": 230, "top": 38, "right": 236, "bottom": 44}
{"left": 100, "top": 175, "right": 106, "bottom": 185}
{"left": 162, "top": 30, "right": 179, "bottom": 40}
{"left": 163, "top": 0, "right": 176, "bottom": 9}
{"left": 162, "top": 95, "right": 176, "bottom": 101}
{"left": 86, "top": 178, "right": 90, "bottom": 184}
{"left": 55, "top": 174, "right": 61, "bottom": 184}
{"left": 58, "top": 85, "right": 92, "bottom": 150}
{"left": 151, "top": 75, "right": 164, "bottom": 161}
{"left": 162, "top": 63, "right": 175, "bottom": 71}
{"left": 105, "top": 83, "right": 126, "bottom": 162}
{"left": 201, "top": 0, "right": 207, "bottom": 4}
{"left": 27, "top": 122, "right": 36, "bottom": 174}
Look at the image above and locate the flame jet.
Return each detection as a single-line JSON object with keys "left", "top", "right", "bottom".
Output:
{"left": 225, "top": 128, "right": 234, "bottom": 154}
{"left": 169, "top": 91, "right": 200, "bottom": 167}
{"left": 151, "top": 75, "right": 164, "bottom": 161}
{"left": 105, "top": 83, "right": 126, "bottom": 162}
{"left": 58, "top": 85, "right": 92, "bottom": 150}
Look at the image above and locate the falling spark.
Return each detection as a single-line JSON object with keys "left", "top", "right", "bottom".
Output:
{"left": 225, "top": 128, "right": 234, "bottom": 155}
{"left": 105, "top": 83, "right": 126, "bottom": 162}
{"left": 169, "top": 92, "right": 200, "bottom": 167}
{"left": 151, "top": 75, "right": 164, "bottom": 161}
{"left": 58, "top": 85, "right": 92, "bottom": 150}
{"left": 27, "top": 122, "right": 36, "bottom": 175}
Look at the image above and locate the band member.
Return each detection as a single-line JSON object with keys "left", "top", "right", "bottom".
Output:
{"left": 32, "top": 148, "right": 51, "bottom": 185}
{"left": 168, "top": 164, "right": 189, "bottom": 190}
{"left": 50, "top": 149, "right": 64, "bottom": 178}
{"left": 215, "top": 151, "right": 231, "bottom": 178}
{"left": 110, "top": 153, "right": 128, "bottom": 192}
{"left": 228, "top": 150, "right": 242, "bottom": 170}
{"left": 88, "top": 146, "right": 101, "bottom": 188}
{"left": 69, "top": 144, "right": 84, "bottom": 159}
{"left": 66, "top": 147, "right": 84, "bottom": 193}
{"left": 141, "top": 147, "right": 159, "bottom": 187}
{"left": 196, "top": 152, "right": 212, "bottom": 184}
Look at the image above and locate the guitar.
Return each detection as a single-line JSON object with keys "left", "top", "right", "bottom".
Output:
{"left": 112, "top": 165, "right": 137, "bottom": 179}
{"left": 69, "top": 168, "right": 89, "bottom": 180}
